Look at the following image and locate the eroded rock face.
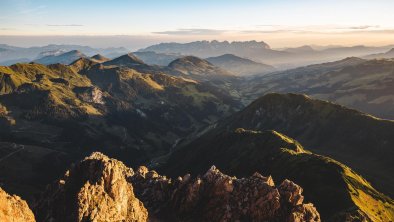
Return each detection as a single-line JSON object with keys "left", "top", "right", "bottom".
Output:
{"left": 74, "top": 86, "right": 105, "bottom": 104}
{"left": 279, "top": 180, "right": 321, "bottom": 222}
{"left": 131, "top": 165, "right": 321, "bottom": 222}
{"left": 0, "top": 187, "right": 36, "bottom": 222}
{"left": 33, "top": 152, "right": 320, "bottom": 222}
{"left": 33, "top": 152, "right": 148, "bottom": 222}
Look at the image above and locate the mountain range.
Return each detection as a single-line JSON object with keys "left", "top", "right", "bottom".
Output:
{"left": 34, "top": 50, "right": 88, "bottom": 65}
{"left": 2, "top": 41, "right": 394, "bottom": 69}
{"left": 365, "top": 48, "right": 394, "bottom": 59}
{"left": 0, "top": 44, "right": 128, "bottom": 65}
{"left": 138, "top": 40, "right": 394, "bottom": 68}
{"left": 1, "top": 40, "right": 394, "bottom": 221}
{"left": 242, "top": 57, "right": 394, "bottom": 119}
{"left": 0, "top": 54, "right": 241, "bottom": 200}
{"left": 132, "top": 52, "right": 276, "bottom": 76}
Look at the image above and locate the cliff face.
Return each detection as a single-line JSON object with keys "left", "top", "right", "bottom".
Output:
{"left": 0, "top": 187, "right": 35, "bottom": 222}
{"left": 30, "top": 152, "right": 319, "bottom": 222}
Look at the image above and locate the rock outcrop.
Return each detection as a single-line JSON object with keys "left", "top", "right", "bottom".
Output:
{"left": 0, "top": 187, "right": 36, "bottom": 222}
{"left": 32, "top": 152, "right": 319, "bottom": 222}
{"left": 33, "top": 152, "right": 148, "bottom": 222}
{"left": 131, "top": 165, "right": 320, "bottom": 222}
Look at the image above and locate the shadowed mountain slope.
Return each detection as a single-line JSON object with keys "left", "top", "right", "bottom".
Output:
{"left": 192, "top": 93, "right": 394, "bottom": 198}
{"left": 163, "top": 128, "right": 394, "bottom": 221}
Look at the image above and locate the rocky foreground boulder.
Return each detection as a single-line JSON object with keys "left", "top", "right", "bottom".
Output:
{"left": 0, "top": 187, "right": 35, "bottom": 222}
{"left": 29, "top": 152, "right": 319, "bottom": 221}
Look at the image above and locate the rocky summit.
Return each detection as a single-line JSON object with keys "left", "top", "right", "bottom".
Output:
{"left": 0, "top": 187, "right": 35, "bottom": 222}
{"left": 33, "top": 152, "right": 148, "bottom": 222}
{"left": 21, "top": 152, "right": 319, "bottom": 222}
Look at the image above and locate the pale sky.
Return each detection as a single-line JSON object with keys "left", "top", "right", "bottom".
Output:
{"left": 1, "top": 0, "right": 394, "bottom": 49}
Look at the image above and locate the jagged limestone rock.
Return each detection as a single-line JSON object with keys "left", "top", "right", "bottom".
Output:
{"left": 0, "top": 187, "right": 36, "bottom": 222}
{"left": 131, "top": 165, "right": 320, "bottom": 221}
{"left": 33, "top": 152, "right": 148, "bottom": 222}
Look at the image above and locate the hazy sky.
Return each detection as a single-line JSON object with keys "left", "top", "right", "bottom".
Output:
{"left": 1, "top": 0, "right": 394, "bottom": 49}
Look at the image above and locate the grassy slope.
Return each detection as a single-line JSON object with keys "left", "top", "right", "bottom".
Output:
{"left": 162, "top": 129, "right": 394, "bottom": 221}
{"left": 223, "top": 93, "right": 394, "bottom": 199}
{"left": 0, "top": 63, "right": 101, "bottom": 117}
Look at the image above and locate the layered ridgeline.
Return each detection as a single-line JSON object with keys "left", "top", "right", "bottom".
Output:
{"left": 243, "top": 57, "right": 394, "bottom": 119}
{"left": 34, "top": 51, "right": 110, "bottom": 65}
{"left": 0, "top": 152, "right": 319, "bottom": 222}
{"left": 34, "top": 50, "right": 88, "bottom": 65}
{"left": 365, "top": 48, "right": 394, "bottom": 59}
{"left": 0, "top": 44, "right": 128, "bottom": 65}
{"left": 206, "top": 54, "right": 275, "bottom": 76}
{"left": 133, "top": 51, "right": 181, "bottom": 66}
{"left": 138, "top": 40, "right": 394, "bottom": 68}
{"left": 162, "top": 94, "right": 394, "bottom": 221}
{"left": 0, "top": 53, "right": 241, "bottom": 200}
{"left": 167, "top": 56, "right": 242, "bottom": 101}
{"left": 168, "top": 56, "right": 233, "bottom": 78}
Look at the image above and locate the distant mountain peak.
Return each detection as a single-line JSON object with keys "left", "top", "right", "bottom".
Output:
{"left": 206, "top": 54, "right": 275, "bottom": 76}
{"left": 284, "top": 45, "right": 315, "bottom": 53}
{"left": 103, "top": 53, "right": 145, "bottom": 67}
{"left": 33, "top": 50, "right": 88, "bottom": 65}
{"left": 170, "top": 55, "right": 213, "bottom": 66}
{"left": 138, "top": 40, "right": 272, "bottom": 58}
{"left": 364, "top": 48, "right": 394, "bottom": 59}
{"left": 90, "top": 54, "right": 110, "bottom": 63}
{"left": 123, "top": 53, "right": 145, "bottom": 63}
{"left": 64, "top": 50, "right": 83, "bottom": 56}
{"left": 168, "top": 56, "right": 233, "bottom": 77}
{"left": 69, "top": 57, "right": 98, "bottom": 72}
{"left": 213, "top": 54, "right": 244, "bottom": 60}
{"left": 386, "top": 48, "right": 394, "bottom": 54}
{"left": 309, "top": 56, "right": 365, "bottom": 68}
{"left": 340, "top": 56, "right": 364, "bottom": 61}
